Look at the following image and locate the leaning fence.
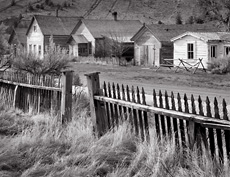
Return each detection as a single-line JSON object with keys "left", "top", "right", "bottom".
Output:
{"left": 86, "top": 72, "right": 230, "bottom": 164}
{"left": 0, "top": 70, "right": 73, "bottom": 122}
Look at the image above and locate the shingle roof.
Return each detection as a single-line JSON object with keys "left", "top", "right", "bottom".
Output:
{"left": 81, "top": 19, "right": 142, "bottom": 39}
{"left": 131, "top": 23, "right": 219, "bottom": 42}
{"left": 8, "top": 19, "right": 30, "bottom": 45}
{"left": 15, "top": 28, "right": 27, "bottom": 44}
{"left": 27, "top": 15, "right": 81, "bottom": 35}
{"left": 171, "top": 31, "right": 230, "bottom": 42}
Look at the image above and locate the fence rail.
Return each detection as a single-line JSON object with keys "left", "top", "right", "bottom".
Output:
{"left": 0, "top": 70, "right": 73, "bottom": 123}
{"left": 86, "top": 72, "right": 230, "bottom": 164}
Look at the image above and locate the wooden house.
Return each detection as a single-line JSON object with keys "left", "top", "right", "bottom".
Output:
{"left": 26, "top": 15, "right": 80, "bottom": 58}
{"left": 171, "top": 31, "right": 230, "bottom": 69}
{"left": 68, "top": 18, "right": 142, "bottom": 59}
{"left": 130, "top": 24, "right": 218, "bottom": 66}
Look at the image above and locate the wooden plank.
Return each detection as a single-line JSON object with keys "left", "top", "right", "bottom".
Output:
{"left": 94, "top": 96, "right": 230, "bottom": 130}
{"left": 85, "top": 72, "right": 106, "bottom": 136}
{"left": 223, "top": 99, "right": 230, "bottom": 159}
{"left": 142, "top": 87, "right": 149, "bottom": 142}
{"left": 108, "top": 82, "right": 115, "bottom": 129}
{"left": 171, "top": 91, "right": 179, "bottom": 145}
{"left": 206, "top": 97, "right": 215, "bottom": 158}
{"left": 184, "top": 94, "right": 190, "bottom": 147}
{"left": 0, "top": 78, "right": 61, "bottom": 91}
{"left": 153, "top": 89, "right": 161, "bottom": 139}
{"left": 178, "top": 93, "right": 186, "bottom": 147}
{"left": 121, "top": 84, "right": 127, "bottom": 121}
{"left": 137, "top": 86, "right": 144, "bottom": 141}
{"left": 214, "top": 97, "right": 224, "bottom": 163}
{"left": 159, "top": 90, "right": 166, "bottom": 137}
{"left": 198, "top": 96, "right": 207, "bottom": 148}
{"left": 103, "top": 82, "right": 111, "bottom": 130}
{"left": 112, "top": 83, "right": 119, "bottom": 127}
{"left": 117, "top": 84, "right": 123, "bottom": 121}
{"left": 165, "top": 91, "right": 172, "bottom": 137}
{"left": 61, "top": 70, "right": 73, "bottom": 124}
{"left": 132, "top": 86, "right": 139, "bottom": 136}
{"left": 126, "top": 85, "right": 133, "bottom": 132}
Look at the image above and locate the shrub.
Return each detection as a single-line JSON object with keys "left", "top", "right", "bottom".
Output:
{"left": 207, "top": 56, "right": 230, "bottom": 74}
{"left": 12, "top": 36, "right": 72, "bottom": 75}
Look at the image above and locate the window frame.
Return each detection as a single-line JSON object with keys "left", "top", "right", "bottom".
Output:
{"left": 210, "top": 45, "right": 217, "bottom": 58}
{"left": 33, "top": 44, "right": 36, "bottom": 53}
{"left": 33, "top": 25, "right": 37, "bottom": 32}
{"left": 29, "top": 44, "right": 32, "bottom": 53}
{"left": 38, "top": 45, "right": 41, "bottom": 56}
{"left": 224, "top": 46, "right": 230, "bottom": 56}
{"left": 187, "top": 43, "right": 195, "bottom": 59}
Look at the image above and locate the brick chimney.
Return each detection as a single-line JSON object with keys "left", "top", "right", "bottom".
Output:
{"left": 112, "top": 12, "right": 118, "bottom": 21}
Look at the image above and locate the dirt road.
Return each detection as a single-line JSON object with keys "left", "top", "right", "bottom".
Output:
{"left": 72, "top": 62, "right": 230, "bottom": 105}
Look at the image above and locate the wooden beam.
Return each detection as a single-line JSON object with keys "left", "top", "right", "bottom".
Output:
{"left": 61, "top": 70, "right": 73, "bottom": 124}
{"left": 0, "top": 79, "right": 61, "bottom": 91}
{"left": 94, "top": 95, "right": 230, "bottom": 130}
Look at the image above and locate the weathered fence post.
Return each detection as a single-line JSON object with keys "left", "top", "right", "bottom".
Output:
{"left": 13, "top": 85, "right": 19, "bottom": 108}
{"left": 85, "top": 72, "right": 106, "bottom": 137}
{"left": 61, "top": 69, "right": 73, "bottom": 124}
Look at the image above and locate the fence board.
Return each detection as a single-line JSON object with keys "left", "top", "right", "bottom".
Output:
{"left": 153, "top": 89, "right": 161, "bottom": 139}
{"left": 223, "top": 99, "right": 230, "bottom": 159}
{"left": 137, "top": 86, "right": 144, "bottom": 141}
{"left": 214, "top": 98, "right": 224, "bottom": 162}
{"left": 132, "top": 86, "right": 139, "bottom": 136}
{"left": 142, "top": 87, "right": 149, "bottom": 142}
{"left": 177, "top": 93, "right": 186, "bottom": 148}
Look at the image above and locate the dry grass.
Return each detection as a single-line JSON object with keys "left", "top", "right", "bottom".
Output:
{"left": 0, "top": 103, "right": 230, "bottom": 177}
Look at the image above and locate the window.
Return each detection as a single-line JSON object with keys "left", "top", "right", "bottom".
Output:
{"left": 78, "top": 43, "right": 88, "bottom": 56}
{"left": 187, "top": 43, "right": 194, "bottom": 59}
{"left": 38, "top": 45, "right": 41, "bottom": 55}
{"left": 211, "top": 45, "right": 217, "bottom": 58}
{"left": 33, "top": 45, "right": 36, "bottom": 53}
{"left": 29, "top": 44, "right": 32, "bottom": 53}
{"left": 33, "top": 25, "right": 37, "bottom": 32}
{"left": 224, "top": 46, "right": 230, "bottom": 56}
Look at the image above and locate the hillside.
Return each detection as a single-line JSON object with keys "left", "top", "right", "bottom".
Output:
{"left": 0, "top": 0, "right": 201, "bottom": 31}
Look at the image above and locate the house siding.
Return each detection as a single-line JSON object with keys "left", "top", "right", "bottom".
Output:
{"left": 173, "top": 35, "right": 209, "bottom": 68}
{"left": 27, "top": 19, "right": 44, "bottom": 58}
{"left": 72, "top": 23, "right": 95, "bottom": 56}
{"left": 134, "top": 31, "right": 161, "bottom": 66}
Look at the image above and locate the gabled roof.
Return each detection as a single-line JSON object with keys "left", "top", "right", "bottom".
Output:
{"left": 8, "top": 19, "right": 30, "bottom": 45}
{"left": 69, "top": 34, "right": 89, "bottom": 43}
{"left": 26, "top": 15, "right": 81, "bottom": 36}
{"left": 72, "top": 19, "right": 142, "bottom": 39}
{"left": 131, "top": 23, "right": 219, "bottom": 42}
{"left": 171, "top": 31, "right": 230, "bottom": 42}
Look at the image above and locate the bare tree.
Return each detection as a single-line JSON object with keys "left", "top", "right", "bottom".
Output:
{"left": 197, "top": 0, "right": 230, "bottom": 31}
{"left": 12, "top": 36, "right": 72, "bottom": 75}
{"left": 102, "top": 32, "right": 133, "bottom": 65}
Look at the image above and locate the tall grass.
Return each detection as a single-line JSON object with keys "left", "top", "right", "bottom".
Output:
{"left": 0, "top": 105, "right": 229, "bottom": 176}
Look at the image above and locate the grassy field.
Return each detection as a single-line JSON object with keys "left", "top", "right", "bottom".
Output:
{"left": 72, "top": 62, "right": 230, "bottom": 90}
{"left": 0, "top": 95, "right": 230, "bottom": 177}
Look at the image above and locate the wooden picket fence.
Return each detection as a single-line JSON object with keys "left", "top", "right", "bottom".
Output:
{"left": 0, "top": 70, "right": 73, "bottom": 123}
{"left": 86, "top": 72, "right": 230, "bottom": 164}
